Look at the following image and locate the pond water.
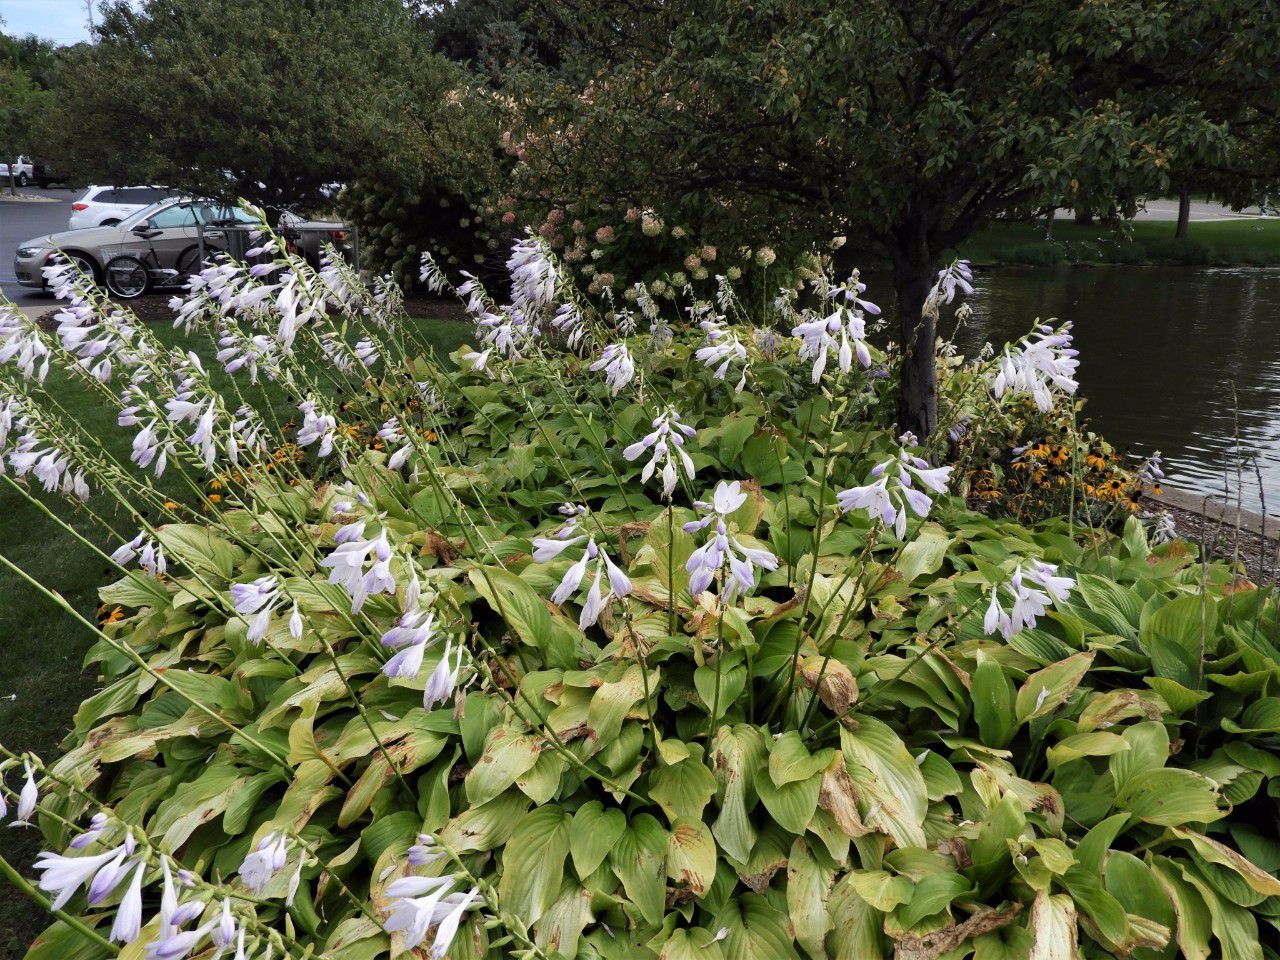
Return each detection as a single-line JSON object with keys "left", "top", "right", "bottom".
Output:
{"left": 932, "top": 266, "right": 1280, "bottom": 516}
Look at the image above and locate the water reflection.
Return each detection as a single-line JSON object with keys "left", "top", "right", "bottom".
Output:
{"left": 935, "top": 266, "right": 1280, "bottom": 515}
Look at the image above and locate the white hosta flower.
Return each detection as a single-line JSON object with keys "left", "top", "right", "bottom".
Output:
{"left": 70, "top": 812, "right": 109, "bottom": 849}
{"left": 590, "top": 342, "right": 635, "bottom": 395}
{"left": 695, "top": 319, "right": 748, "bottom": 390}
{"left": 377, "top": 418, "right": 414, "bottom": 472}
{"left": 927, "top": 258, "right": 974, "bottom": 308}
{"left": 382, "top": 609, "right": 439, "bottom": 679}
{"left": 111, "top": 533, "right": 167, "bottom": 576}
{"left": 407, "top": 834, "right": 447, "bottom": 867}
{"left": 384, "top": 874, "right": 458, "bottom": 950}
{"left": 836, "top": 439, "right": 953, "bottom": 539}
{"left": 238, "top": 831, "right": 289, "bottom": 895}
{"left": 683, "top": 481, "right": 779, "bottom": 599}
{"left": 33, "top": 836, "right": 136, "bottom": 910}
{"left": 622, "top": 406, "right": 697, "bottom": 498}
{"left": 423, "top": 641, "right": 465, "bottom": 709}
{"left": 507, "top": 234, "right": 559, "bottom": 313}
{"left": 129, "top": 420, "right": 173, "bottom": 478}
{"left": 551, "top": 302, "right": 587, "bottom": 349}
{"left": 228, "top": 405, "right": 267, "bottom": 465}
{"left": 110, "top": 860, "right": 147, "bottom": 943}
{"left": 0, "top": 307, "right": 51, "bottom": 381}
{"left": 231, "top": 575, "right": 281, "bottom": 643}
{"left": 533, "top": 508, "right": 632, "bottom": 628}
{"left": 419, "top": 252, "right": 450, "bottom": 294}
{"left": 296, "top": 399, "right": 337, "bottom": 457}
{"left": 13, "top": 760, "right": 37, "bottom": 825}
{"left": 460, "top": 347, "right": 493, "bottom": 376}
{"left": 320, "top": 526, "right": 397, "bottom": 613}
{"left": 146, "top": 919, "right": 217, "bottom": 960}
{"left": 792, "top": 272, "right": 879, "bottom": 382}
{"left": 990, "top": 323, "right": 1079, "bottom": 412}
{"left": 983, "top": 561, "right": 1075, "bottom": 639}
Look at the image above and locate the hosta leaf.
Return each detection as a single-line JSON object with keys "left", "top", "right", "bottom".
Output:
{"left": 570, "top": 801, "right": 628, "bottom": 879}
{"left": 155, "top": 524, "right": 243, "bottom": 579}
{"left": 666, "top": 817, "right": 718, "bottom": 896}
{"left": 1109, "top": 721, "right": 1169, "bottom": 791}
{"left": 1179, "top": 863, "right": 1263, "bottom": 960}
{"left": 588, "top": 663, "right": 652, "bottom": 746}
{"left": 611, "top": 813, "right": 669, "bottom": 928}
{"left": 840, "top": 718, "right": 928, "bottom": 849}
{"left": 440, "top": 790, "right": 530, "bottom": 853}
{"left": 971, "top": 653, "right": 1015, "bottom": 748}
{"left": 1151, "top": 857, "right": 1213, "bottom": 960}
{"left": 828, "top": 874, "right": 885, "bottom": 959}
{"left": 1116, "top": 768, "right": 1223, "bottom": 826}
{"left": 715, "top": 894, "right": 802, "bottom": 960}
{"left": 534, "top": 881, "right": 595, "bottom": 958}
{"left": 499, "top": 806, "right": 571, "bottom": 924}
{"left": 1015, "top": 651, "right": 1094, "bottom": 723}
{"left": 694, "top": 662, "right": 747, "bottom": 721}
{"left": 769, "top": 731, "right": 836, "bottom": 787}
{"left": 1172, "top": 828, "right": 1280, "bottom": 896}
{"left": 787, "top": 838, "right": 834, "bottom": 959}
{"left": 896, "top": 523, "right": 951, "bottom": 583}
{"left": 895, "top": 870, "right": 972, "bottom": 929}
{"left": 464, "top": 724, "right": 542, "bottom": 807}
{"left": 650, "top": 752, "right": 718, "bottom": 823}
{"left": 659, "top": 929, "right": 727, "bottom": 960}
{"left": 1046, "top": 731, "right": 1128, "bottom": 769}
{"left": 754, "top": 767, "right": 821, "bottom": 835}
{"left": 468, "top": 566, "right": 579, "bottom": 668}
{"left": 710, "top": 725, "right": 766, "bottom": 863}
{"left": 1028, "top": 892, "right": 1079, "bottom": 960}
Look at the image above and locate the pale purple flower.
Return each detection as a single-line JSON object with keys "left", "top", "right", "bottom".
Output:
{"left": 836, "top": 441, "right": 953, "bottom": 538}
{"left": 423, "top": 641, "right": 465, "bottom": 709}
{"left": 590, "top": 343, "right": 635, "bottom": 395}
{"left": 14, "top": 761, "right": 37, "bottom": 825}
{"left": 70, "top": 812, "right": 108, "bottom": 849}
{"left": 695, "top": 320, "right": 748, "bottom": 390}
{"left": 384, "top": 874, "right": 457, "bottom": 950}
{"left": 296, "top": 399, "right": 337, "bottom": 457}
{"left": 110, "top": 860, "right": 147, "bottom": 943}
{"left": 622, "top": 406, "right": 697, "bottom": 498}
{"left": 238, "top": 831, "right": 288, "bottom": 895}
{"left": 983, "top": 562, "right": 1075, "bottom": 638}
{"left": 533, "top": 509, "right": 632, "bottom": 628}
{"left": 33, "top": 836, "right": 135, "bottom": 910}
{"left": 683, "top": 481, "right": 778, "bottom": 599}
{"left": 792, "top": 271, "right": 877, "bottom": 382}
{"left": 990, "top": 322, "right": 1079, "bottom": 412}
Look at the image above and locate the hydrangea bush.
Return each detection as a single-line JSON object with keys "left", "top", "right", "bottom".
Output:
{"left": 0, "top": 228, "right": 1277, "bottom": 960}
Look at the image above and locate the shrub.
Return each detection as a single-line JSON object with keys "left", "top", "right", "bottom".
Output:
{"left": 0, "top": 239, "right": 1277, "bottom": 960}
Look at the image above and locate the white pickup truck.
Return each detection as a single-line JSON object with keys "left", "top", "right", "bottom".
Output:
{"left": 0, "top": 156, "right": 35, "bottom": 187}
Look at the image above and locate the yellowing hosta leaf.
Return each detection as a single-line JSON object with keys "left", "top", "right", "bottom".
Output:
{"left": 610, "top": 813, "right": 669, "bottom": 928}
{"left": 1016, "top": 651, "right": 1094, "bottom": 724}
{"left": 464, "top": 724, "right": 543, "bottom": 806}
{"left": 847, "top": 870, "right": 913, "bottom": 912}
{"left": 659, "top": 929, "right": 727, "bottom": 960}
{"left": 1151, "top": 856, "right": 1213, "bottom": 960}
{"left": 754, "top": 766, "right": 821, "bottom": 835}
{"left": 1171, "top": 828, "right": 1280, "bottom": 896}
{"left": 440, "top": 790, "right": 530, "bottom": 853}
{"left": 588, "top": 663, "right": 652, "bottom": 746}
{"left": 1116, "top": 768, "right": 1223, "bottom": 826}
{"left": 1028, "top": 892, "right": 1079, "bottom": 960}
{"left": 650, "top": 752, "right": 718, "bottom": 823}
{"left": 534, "top": 881, "right": 594, "bottom": 958}
{"left": 666, "top": 817, "right": 717, "bottom": 896}
{"left": 840, "top": 718, "right": 928, "bottom": 849}
{"left": 787, "top": 838, "right": 834, "bottom": 959}
{"left": 828, "top": 874, "right": 885, "bottom": 960}
{"left": 714, "top": 894, "right": 802, "bottom": 960}
{"left": 498, "top": 806, "right": 571, "bottom": 925}
{"left": 710, "top": 724, "right": 767, "bottom": 864}
{"left": 768, "top": 731, "right": 837, "bottom": 787}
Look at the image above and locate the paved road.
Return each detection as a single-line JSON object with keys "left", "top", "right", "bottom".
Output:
{"left": 1059, "top": 199, "right": 1276, "bottom": 223}
{"left": 0, "top": 188, "right": 77, "bottom": 306}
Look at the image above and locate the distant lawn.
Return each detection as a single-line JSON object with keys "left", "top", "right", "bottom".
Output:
{"left": 960, "top": 217, "right": 1280, "bottom": 267}
{"left": 0, "top": 305, "right": 469, "bottom": 953}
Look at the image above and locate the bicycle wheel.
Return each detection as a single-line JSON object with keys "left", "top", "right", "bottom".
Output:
{"left": 104, "top": 255, "right": 150, "bottom": 299}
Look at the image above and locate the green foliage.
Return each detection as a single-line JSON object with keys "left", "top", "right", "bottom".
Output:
{"left": 9, "top": 269, "right": 1280, "bottom": 959}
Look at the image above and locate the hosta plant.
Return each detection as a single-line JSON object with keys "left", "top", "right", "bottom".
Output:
{"left": 0, "top": 230, "right": 1277, "bottom": 960}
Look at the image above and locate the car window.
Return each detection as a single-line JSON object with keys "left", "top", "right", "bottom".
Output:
{"left": 148, "top": 204, "right": 197, "bottom": 229}
{"left": 93, "top": 188, "right": 122, "bottom": 203}
{"left": 119, "top": 200, "right": 176, "bottom": 228}
{"left": 194, "top": 204, "right": 263, "bottom": 226}
{"left": 116, "top": 187, "right": 170, "bottom": 204}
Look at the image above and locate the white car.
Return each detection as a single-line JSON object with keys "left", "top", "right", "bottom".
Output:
{"left": 69, "top": 185, "right": 176, "bottom": 230}
{"left": 0, "top": 156, "right": 35, "bottom": 186}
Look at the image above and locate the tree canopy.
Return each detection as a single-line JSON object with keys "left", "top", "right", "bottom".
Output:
{"left": 513, "top": 0, "right": 1280, "bottom": 435}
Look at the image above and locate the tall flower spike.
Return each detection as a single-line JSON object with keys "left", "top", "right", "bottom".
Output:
{"left": 622, "top": 406, "right": 697, "bottom": 498}
{"left": 835, "top": 438, "right": 952, "bottom": 538}
{"left": 590, "top": 342, "right": 635, "bottom": 395}
{"left": 792, "top": 270, "right": 878, "bottom": 382}
{"left": 533, "top": 507, "right": 632, "bottom": 628}
{"left": 990, "top": 322, "right": 1079, "bottom": 412}
{"left": 683, "top": 481, "right": 779, "bottom": 600}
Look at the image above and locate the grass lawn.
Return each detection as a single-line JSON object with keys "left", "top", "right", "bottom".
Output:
{"left": 0, "top": 304, "right": 471, "bottom": 956}
{"left": 960, "top": 216, "right": 1280, "bottom": 267}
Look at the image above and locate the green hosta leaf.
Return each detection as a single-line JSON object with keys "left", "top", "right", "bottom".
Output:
{"left": 896, "top": 522, "right": 951, "bottom": 583}
{"left": 1116, "top": 768, "right": 1223, "bottom": 826}
{"left": 1143, "top": 593, "right": 1217, "bottom": 658}
{"left": 1046, "top": 731, "right": 1129, "bottom": 769}
{"left": 659, "top": 929, "right": 727, "bottom": 960}
{"left": 650, "top": 752, "right": 718, "bottom": 823}
{"left": 840, "top": 718, "right": 928, "bottom": 849}
{"left": 155, "top": 524, "right": 243, "bottom": 579}
{"left": 714, "top": 894, "right": 802, "bottom": 960}
{"left": 464, "top": 725, "right": 543, "bottom": 807}
{"left": 754, "top": 767, "right": 821, "bottom": 835}
{"left": 1109, "top": 721, "right": 1170, "bottom": 791}
{"left": 1222, "top": 697, "right": 1280, "bottom": 734}
{"left": 896, "top": 870, "right": 973, "bottom": 929}
{"left": 847, "top": 870, "right": 912, "bottom": 912}
{"left": 570, "top": 801, "right": 627, "bottom": 879}
{"left": 787, "top": 838, "right": 834, "bottom": 959}
{"left": 499, "top": 806, "right": 571, "bottom": 924}
{"left": 768, "top": 731, "right": 836, "bottom": 787}
{"left": 666, "top": 817, "right": 717, "bottom": 896}
{"left": 440, "top": 790, "right": 530, "bottom": 853}
{"left": 694, "top": 662, "right": 747, "bottom": 721}
{"left": 971, "top": 653, "right": 1016, "bottom": 748}
{"left": 1151, "top": 856, "right": 1213, "bottom": 960}
{"left": 1104, "top": 851, "right": 1176, "bottom": 943}
{"left": 588, "top": 663, "right": 652, "bottom": 746}
{"left": 468, "top": 566, "right": 579, "bottom": 668}
{"left": 1179, "top": 863, "right": 1263, "bottom": 960}
{"left": 611, "top": 813, "right": 669, "bottom": 928}
{"left": 1015, "top": 651, "right": 1094, "bottom": 723}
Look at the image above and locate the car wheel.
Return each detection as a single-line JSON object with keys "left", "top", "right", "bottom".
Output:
{"left": 16, "top": 172, "right": 29, "bottom": 187}
{"left": 62, "top": 252, "right": 99, "bottom": 284}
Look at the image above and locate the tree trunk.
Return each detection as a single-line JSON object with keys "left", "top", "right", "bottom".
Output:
{"left": 6, "top": 168, "right": 15, "bottom": 197}
{"left": 893, "top": 238, "right": 938, "bottom": 440}
{"left": 1044, "top": 208, "right": 1055, "bottom": 239}
{"left": 1074, "top": 208, "right": 1094, "bottom": 226}
{"left": 1175, "top": 186, "right": 1191, "bottom": 239}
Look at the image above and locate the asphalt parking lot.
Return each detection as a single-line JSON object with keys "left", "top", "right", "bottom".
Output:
{"left": 0, "top": 188, "right": 77, "bottom": 306}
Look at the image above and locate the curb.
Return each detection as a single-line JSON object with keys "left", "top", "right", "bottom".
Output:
{"left": 1149, "top": 486, "right": 1277, "bottom": 542}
